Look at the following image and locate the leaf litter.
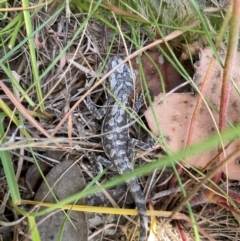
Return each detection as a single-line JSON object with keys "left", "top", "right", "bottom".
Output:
{"left": 145, "top": 47, "right": 240, "bottom": 180}
{"left": 1, "top": 1, "right": 240, "bottom": 241}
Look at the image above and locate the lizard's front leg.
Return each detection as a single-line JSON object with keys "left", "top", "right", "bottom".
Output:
{"left": 132, "top": 92, "right": 145, "bottom": 114}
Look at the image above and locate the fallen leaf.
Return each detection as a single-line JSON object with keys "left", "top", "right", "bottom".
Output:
{"left": 130, "top": 45, "right": 193, "bottom": 100}
{"left": 145, "top": 47, "right": 240, "bottom": 180}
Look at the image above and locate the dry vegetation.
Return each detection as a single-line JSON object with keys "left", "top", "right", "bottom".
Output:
{"left": 0, "top": 1, "right": 240, "bottom": 241}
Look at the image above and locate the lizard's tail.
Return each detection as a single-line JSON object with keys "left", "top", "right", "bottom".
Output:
{"left": 126, "top": 178, "right": 148, "bottom": 241}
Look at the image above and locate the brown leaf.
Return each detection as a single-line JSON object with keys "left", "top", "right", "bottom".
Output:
{"left": 130, "top": 45, "right": 194, "bottom": 107}
{"left": 145, "top": 47, "right": 240, "bottom": 180}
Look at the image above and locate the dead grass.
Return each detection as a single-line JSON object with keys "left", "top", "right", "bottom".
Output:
{"left": 0, "top": 1, "right": 240, "bottom": 241}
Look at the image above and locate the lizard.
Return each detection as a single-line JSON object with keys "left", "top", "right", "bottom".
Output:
{"left": 84, "top": 56, "right": 155, "bottom": 241}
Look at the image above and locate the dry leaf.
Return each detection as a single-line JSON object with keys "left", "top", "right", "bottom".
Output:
{"left": 130, "top": 46, "right": 193, "bottom": 99}
{"left": 145, "top": 47, "right": 240, "bottom": 180}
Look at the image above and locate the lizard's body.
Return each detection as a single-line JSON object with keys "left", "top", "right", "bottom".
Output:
{"left": 85, "top": 57, "right": 154, "bottom": 241}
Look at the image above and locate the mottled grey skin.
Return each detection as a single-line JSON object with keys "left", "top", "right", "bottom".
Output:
{"left": 84, "top": 57, "right": 154, "bottom": 241}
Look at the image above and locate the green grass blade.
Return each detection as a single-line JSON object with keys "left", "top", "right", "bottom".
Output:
{"left": 0, "top": 99, "right": 20, "bottom": 126}
{"left": 38, "top": 0, "right": 104, "bottom": 81}
{"left": 8, "top": 12, "right": 24, "bottom": 49}
{"left": 22, "top": 0, "right": 43, "bottom": 111}
{"left": 0, "top": 6, "right": 62, "bottom": 65}
{"left": 0, "top": 0, "right": 8, "bottom": 20}
{"left": 0, "top": 12, "right": 23, "bottom": 33}
{"left": 0, "top": 119, "right": 21, "bottom": 204}
{"left": 28, "top": 216, "right": 41, "bottom": 241}
{"left": 0, "top": 62, "right": 35, "bottom": 107}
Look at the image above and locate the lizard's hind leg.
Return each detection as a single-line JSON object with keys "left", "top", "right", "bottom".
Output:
{"left": 131, "top": 137, "right": 155, "bottom": 151}
{"left": 83, "top": 151, "right": 103, "bottom": 173}
{"left": 96, "top": 155, "right": 117, "bottom": 172}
